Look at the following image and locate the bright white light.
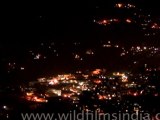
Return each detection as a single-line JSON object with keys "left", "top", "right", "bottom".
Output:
{"left": 49, "top": 79, "right": 59, "bottom": 85}
{"left": 3, "top": 106, "right": 7, "bottom": 109}
{"left": 34, "top": 54, "right": 41, "bottom": 60}
{"left": 20, "top": 67, "right": 25, "bottom": 70}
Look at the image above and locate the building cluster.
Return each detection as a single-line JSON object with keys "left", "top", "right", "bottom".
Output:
{"left": 94, "top": 2, "right": 160, "bottom": 37}
{"left": 18, "top": 67, "right": 160, "bottom": 114}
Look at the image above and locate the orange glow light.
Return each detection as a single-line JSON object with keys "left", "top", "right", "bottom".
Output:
{"left": 103, "top": 20, "right": 107, "bottom": 24}
{"left": 94, "top": 80, "right": 102, "bottom": 84}
{"left": 117, "top": 3, "right": 123, "bottom": 8}
{"left": 126, "top": 19, "right": 132, "bottom": 23}
{"left": 133, "top": 92, "right": 138, "bottom": 96}
{"left": 92, "top": 69, "right": 101, "bottom": 75}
